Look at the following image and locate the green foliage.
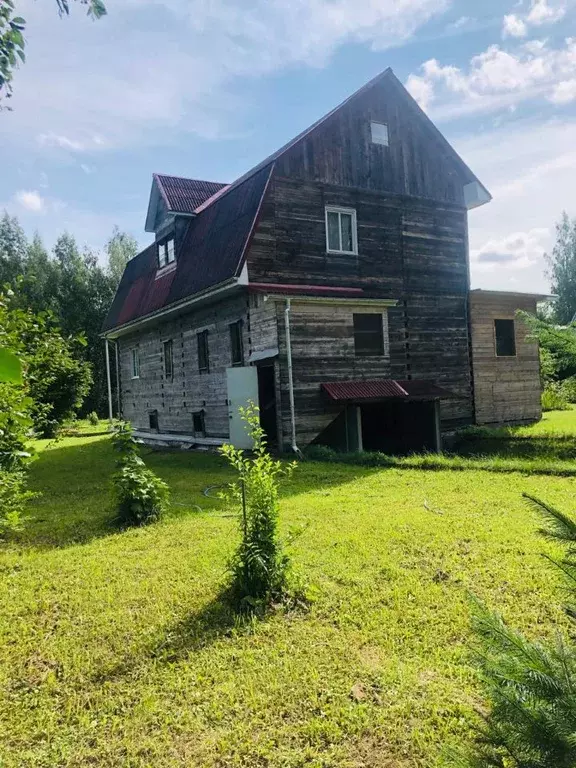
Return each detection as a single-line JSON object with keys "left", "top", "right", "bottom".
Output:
{"left": 88, "top": 411, "right": 99, "bottom": 426}
{"left": 540, "top": 346, "right": 558, "bottom": 384}
{"left": 0, "top": 469, "right": 34, "bottom": 537}
{"left": 0, "top": 346, "right": 21, "bottom": 383}
{"left": 106, "top": 226, "right": 138, "bottom": 285}
{"left": 0, "top": 290, "right": 92, "bottom": 437}
{"left": 0, "top": 0, "right": 106, "bottom": 104}
{"left": 451, "top": 496, "right": 576, "bottom": 768}
{"left": 519, "top": 310, "right": 576, "bottom": 381}
{"left": 545, "top": 212, "right": 576, "bottom": 325}
{"left": 111, "top": 422, "right": 169, "bottom": 526}
{"left": 542, "top": 383, "right": 571, "bottom": 412}
{"left": 220, "top": 403, "right": 296, "bottom": 610}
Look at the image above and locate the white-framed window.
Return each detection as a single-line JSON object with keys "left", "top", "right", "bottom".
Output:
{"left": 325, "top": 206, "right": 358, "bottom": 255}
{"left": 158, "top": 237, "right": 175, "bottom": 269}
{"left": 131, "top": 348, "right": 140, "bottom": 379}
{"left": 371, "top": 121, "right": 389, "bottom": 146}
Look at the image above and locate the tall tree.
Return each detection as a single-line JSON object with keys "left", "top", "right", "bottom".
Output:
{"left": 0, "top": 211, "right": 27, "bottom": 284}
{"left": 545, "top": 212, "right": 576, "bottom": 325}
{"left": 1, "top": 0, "right": 106, "bottom": 104}
{"left": 106, "top": 226, "right": 138, "bottom": 285}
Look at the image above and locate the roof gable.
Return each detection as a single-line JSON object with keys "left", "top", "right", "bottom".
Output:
{"left": 144, "top": 174, "right": 227, "bottom": 232}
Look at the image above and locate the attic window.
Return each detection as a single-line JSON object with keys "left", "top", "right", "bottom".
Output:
{"left": 371, "top": 121, "right": 389, "bottom": 146}
{"left": 158, "top": 237, "right": 175, "bottom": 269}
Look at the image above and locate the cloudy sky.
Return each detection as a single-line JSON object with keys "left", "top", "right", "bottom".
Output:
{"left": 1, "top": 0, "right": 575, "bottom": 291}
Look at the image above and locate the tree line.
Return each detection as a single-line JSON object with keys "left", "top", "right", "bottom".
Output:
{"left": 0, "top": 211, "right": 137, "bottom": 416}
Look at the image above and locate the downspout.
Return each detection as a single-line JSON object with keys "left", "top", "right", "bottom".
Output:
{"left": 104, "top": 337, "right": 113, "bottom": 426}
{"left": 114, "top": 340, "right": 121, "bottom": 418}
{"left": 284, "top": 299, "right": 300, "bottom": 455}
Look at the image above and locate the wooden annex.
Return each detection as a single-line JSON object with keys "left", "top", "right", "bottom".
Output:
{"left": 102, "top": 69, "right": 544, "bottom": 453}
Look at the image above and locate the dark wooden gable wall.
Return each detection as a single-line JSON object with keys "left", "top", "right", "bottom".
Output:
{"left": 273, "top": 76, "right": 468, "bottom": 205}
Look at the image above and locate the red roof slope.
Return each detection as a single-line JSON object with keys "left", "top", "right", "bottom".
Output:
{"left": 322, "top": 380, "right": 457, "bottom": 401}
{"left": 155, "top": 174, "right": 227, "bottom": 214}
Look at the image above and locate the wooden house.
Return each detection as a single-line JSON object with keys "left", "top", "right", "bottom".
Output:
{"left": 102, "top": 69, "right": 544, "bottom": 453}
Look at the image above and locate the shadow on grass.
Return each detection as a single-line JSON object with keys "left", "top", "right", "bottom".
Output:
{"left": 453, "top": 436, "right": 576, "bottom": 461}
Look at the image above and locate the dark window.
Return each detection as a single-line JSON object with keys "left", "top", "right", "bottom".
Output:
{"left": 163, "top": 339, "right": 174, "bottom": 379}
{"left": 495, "top": 319, "right": 516, "bottom": 357}
{"left": 192, "top": 411, "right": 205, "bottom": 437}
{"left": 149, "top": 410, "right": 159, "bottom": 432}
{"left": 353, "top": 314, "right": 385, "bottom": 356}
{"left": 229, "top": 320, "right": 244, "bottom": 366}
{"left": 197, "top": 330, "right": 210, "bottom": 373}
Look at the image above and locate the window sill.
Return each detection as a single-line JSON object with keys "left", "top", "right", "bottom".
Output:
{"left": 155, "top": 262, "right": 177, "bottom": 280}
{"left": 131, "top": 376, "right": 140, "bottom": 380}
{"left": 327, "top": 249, "right": 358, "bottom": 256}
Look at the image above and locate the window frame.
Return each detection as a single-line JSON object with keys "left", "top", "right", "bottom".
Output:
{"left": 494, "top": 318, "right": 517, "bottom": 358}
{"left": 157, "top": 236, "right": 176, "bottom": 269}
{"left": 229, "top": 320, "right": 244, "bottom": 367}
{"left": 353, "top": 312, "right": 389, "bottom": 358}
{"left": 370, "top": 121, "right": 389, "bottom": 146}
{"left": 325, "top": 206, "right": 358, "bottom": 256}
{"left": 163, "top": 339, "right": 174, "bottom": 380}
{"left": 197, "top": 330, "right": 210, "bottom": 374}
{"left": 131, "top": 348, "right": 140, "bottom": 379}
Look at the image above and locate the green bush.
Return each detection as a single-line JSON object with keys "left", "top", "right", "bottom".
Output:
{"left": 88, "top": 411, "right": 99, "bottom": 426}
{"left": 220, "top": 403, "right": 296, "bottom": 611}
{"left": 542, "top": 383, "right": 571, "bottom": 412}
{"left": 0, "top": 469, "right": 34, "bottom": 537}
{"left": 111, "top": 422, "right": 169, "bottom": 526}
{"left": 559, "top": 376, "right": 576, "bottom": 403}
{"left": 450, "top": 496, "right": 576, "bottom": 768}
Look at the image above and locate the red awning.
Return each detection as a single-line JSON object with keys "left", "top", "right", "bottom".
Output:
{"left": 321, "top": 379, "right": 458, "bottom": 402}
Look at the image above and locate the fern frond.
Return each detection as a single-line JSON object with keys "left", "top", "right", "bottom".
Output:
{"left": 524, "top": 494, "right": 576, "bottom": 545}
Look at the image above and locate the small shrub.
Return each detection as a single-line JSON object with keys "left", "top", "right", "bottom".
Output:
{"left": 220, "top": 402, "right": 296, "bottom": 611}
{"left": 87, "top": 411, "right": 99, "bottom": 426}
{"left": 111, "top": 422, "right": 169, "bottom": 526}
{"left": 0, "top": 470, "right": 34, "bottom": 537}
{"left": 560, "top": 376, "right": 576, "bottom": 403}
{"left": 542, "top": 383, "right": 571, "bottom": 412}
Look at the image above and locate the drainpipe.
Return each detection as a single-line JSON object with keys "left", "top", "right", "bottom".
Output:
{"left": 104, "top": 338, "right": 113, "bottom": 425}
{"left": 284, "top": 298, "right": 300, "bottom": 455}
{"left": 114, "top": 340, "right": 121, "bottom": 418}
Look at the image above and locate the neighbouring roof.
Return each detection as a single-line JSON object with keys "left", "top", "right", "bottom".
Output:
{"left": 322, "top": 379, "right": 458, "bottom": 402}
{"left": 103, "top": 164, "right": 272, "bottom": 333}
{"left": 155, "top": 174, "right": 228, "bottom": 214}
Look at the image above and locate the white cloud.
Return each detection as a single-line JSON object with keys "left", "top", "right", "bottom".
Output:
{"left": 407, "top": 37, "right": 576, "bottom": 119}
{"left": 527, "top": 0, "right": 566, "bottom": 25}
{"left": 4, "top": 0, "right": 450, "bottom": 153}
{"left": 503, "top": 14, "right": 528, "bottom": 37}
{"left": 14, "top": 190, "right": 45, "bottom": 213}
{"left": 456, "top": 118, "right": 576, "bottom": 291}
{"left": 471, "top": 228, "right": 549, "bottom": 271}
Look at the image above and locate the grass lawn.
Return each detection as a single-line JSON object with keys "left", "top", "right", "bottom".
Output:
{"left": 1, "top": 411, "right": 576, "bottom": 766}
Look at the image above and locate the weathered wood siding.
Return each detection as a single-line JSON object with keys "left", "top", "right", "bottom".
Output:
{"left": 470, "top": 292, "right": 541, "bottom": 425}
{"left": 246, "top": 175, "right": 473, "bottom": 447}
{"left": 274, "top": 76, "right": 468, "bottom": 205}
{"left": 118, "top": 295, "right": 249, "bottom": 437}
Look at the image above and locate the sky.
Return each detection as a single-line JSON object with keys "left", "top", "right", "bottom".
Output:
{"left": 1, "top": 0, "right": 576, "bottom": 292}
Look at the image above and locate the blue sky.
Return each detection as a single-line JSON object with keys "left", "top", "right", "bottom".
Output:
{"left": 1, "top": 0, "right": 575, "bottom": 292}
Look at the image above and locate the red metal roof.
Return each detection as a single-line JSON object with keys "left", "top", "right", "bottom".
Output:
{"left": 322, "top": 379, "right": 457, "bottom": 402}
{"left": 155, "top": 174, "right": 227, "bottom": 214}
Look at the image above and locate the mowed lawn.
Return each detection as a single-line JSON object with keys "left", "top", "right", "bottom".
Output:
{"left": 1, "top": 414, "right": 576, "bottom": 767}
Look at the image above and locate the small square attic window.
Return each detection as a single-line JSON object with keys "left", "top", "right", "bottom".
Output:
{"left": 371, "top": 121, "right": 389, "bottom": 146}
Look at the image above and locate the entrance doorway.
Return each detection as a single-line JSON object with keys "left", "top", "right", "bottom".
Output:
{"left": 361, "top": 400, "right": 440, "bottom": 454}
{"left": 257, "top": 364, "right": 278, "bottom": 448}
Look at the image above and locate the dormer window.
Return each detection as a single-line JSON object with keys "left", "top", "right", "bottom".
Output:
{"left": 158, "top": 237, "right": 175, "bottom": 269}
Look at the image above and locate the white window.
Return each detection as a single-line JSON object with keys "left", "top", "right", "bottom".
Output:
{"left": 371, "top": 121, "right": 389, "bottom": 146}
{"left": 131, "top": 348, "right": 140, "bottom": 379}
{"left": 158, "top": 237, "right": 175, "bottom": 269}
{"left": 325, "top": 207, "right": 358, "bottom": 255}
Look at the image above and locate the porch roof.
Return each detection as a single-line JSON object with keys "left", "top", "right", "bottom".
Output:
{"left": 321, "top": 379, "right": 458, "bottom": 403}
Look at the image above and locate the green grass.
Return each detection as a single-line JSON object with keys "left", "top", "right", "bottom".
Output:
{"left": 2, "top": 415, "right": 576, "bottom": 766}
